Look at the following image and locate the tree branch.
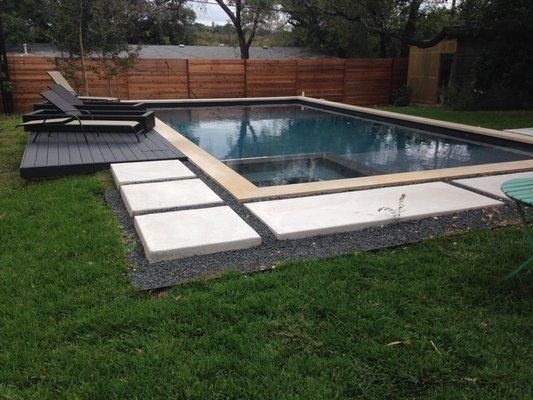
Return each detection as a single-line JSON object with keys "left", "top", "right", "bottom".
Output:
{"left": 245, "top": 11, "right": 261, "bottom": 48}
{"left": 214, "top": 0, "right": 239, "bottom": 27}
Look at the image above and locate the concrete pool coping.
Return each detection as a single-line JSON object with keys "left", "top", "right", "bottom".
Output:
{"left": 131, "top": 96, "right": 533, "bottom": 202}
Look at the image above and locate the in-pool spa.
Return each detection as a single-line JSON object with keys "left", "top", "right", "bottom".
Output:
{"left": 156, "top": 103, "right": 532, "bottom": 188}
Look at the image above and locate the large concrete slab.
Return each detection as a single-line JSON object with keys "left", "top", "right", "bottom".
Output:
{"left": 134, "top": 206, "right": 262, "bottom": 262}
{"left": 505, "top": 128, "right": 533, "bottom": 137}
{"left": 120, "top": 179, "right": 223, "bottom": 216}
{"left": 111, "top": 160, "right": 195, "bottom": 187}
{"left": 245, "top": 182, "right": 503, "bottom": 239}
{"left": 454, "top": 172, "right": 533, "bottom": 198}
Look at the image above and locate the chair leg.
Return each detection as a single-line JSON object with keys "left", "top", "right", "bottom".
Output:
{"left": 506, "top": 203, "right": 533, "bottom": 279}
{"left": 505, "top": 254, "right": 533, "bottom": 279}
{"left": 135, "top": 132, "right": 140, "bottom": 142}
{"left": 83, "top": 132, "right": 88, "bottom": 143}
{"left": 32, "top": 132, "right": 40, "bottom": 143}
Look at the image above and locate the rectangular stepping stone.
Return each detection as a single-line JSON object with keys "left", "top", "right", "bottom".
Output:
{"left": 111, "top": 160, "right": 195, "bottom": 187}
{"left": 454, "top": 172, "right": 533, "bottom": 198}
{"left": 134, "top": 206, "right": 262, "bottom": 262}
{"left": 245, "top": 182, "right": 502, "bottom": 240}
{"left": 121, "top": 179, "right": 223, "bottom": 216}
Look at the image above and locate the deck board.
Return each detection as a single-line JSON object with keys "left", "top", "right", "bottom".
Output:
{"left": 19, "top": 129, "right": 186, "bottom": 179}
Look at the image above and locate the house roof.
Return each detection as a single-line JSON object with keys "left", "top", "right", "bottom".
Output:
{"left": 8, "top": 43, "right": 329, "bottom": 59}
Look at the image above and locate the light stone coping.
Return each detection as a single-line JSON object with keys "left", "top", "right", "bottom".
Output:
{"left": 134, "top": 206, "right": 262, "bottom": 263}
{"left": 453, "top": 171, "right": 533, "bottom": 199}
{"left": 120, "top": 179, "right": 224, "bottom": 216}
{"left": 245, "top": 182, "right": 503, "bottom": 240}
{"left": 111, "top": 160, "right": 195, "bottom": 187}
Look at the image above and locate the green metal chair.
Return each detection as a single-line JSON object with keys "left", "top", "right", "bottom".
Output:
{"left": 501, "top": 178, "right": 533, "bottom": 278}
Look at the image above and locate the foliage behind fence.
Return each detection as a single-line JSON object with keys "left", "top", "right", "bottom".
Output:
{"left": 1, "top": 56, "right": 407, "bottom": 112}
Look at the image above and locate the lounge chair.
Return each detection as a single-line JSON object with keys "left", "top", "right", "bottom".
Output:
{"left": 18, "top": 90, "right": 146, "bottom": 142}
{"left": 47, "top": 70, "right": 118, "bottom": 102}
{"left": 34, "top": 84, "right": 146, "bottom": 112}
{"left": 18, "top": 118, "right": 144, "bottom": 143}
{"left": 23, "top": 105, "right": 155, "bottom": 133}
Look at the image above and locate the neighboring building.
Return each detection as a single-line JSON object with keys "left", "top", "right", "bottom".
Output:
{"left": 7, "top": 43, "right": 329, "bottom": 60}
{"left": 407, "top": 27, "right": 482, "bottom": 104}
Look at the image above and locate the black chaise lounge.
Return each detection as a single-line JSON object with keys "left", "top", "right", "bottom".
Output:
{"left": 47, "top": 70, "right": 119, "bottom": 102}
{"left": 34, "top": 83, "right": 146, "bottom": 111}
{"left": 24, "top": 88, "right": 155, "bottom": 132}
{"left": 18, "top": 90, "right": 146, "bottom": 142}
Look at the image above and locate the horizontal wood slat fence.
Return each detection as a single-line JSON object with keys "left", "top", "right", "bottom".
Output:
{"left": 2, "top": 56, "right": 407, "bottom": 113}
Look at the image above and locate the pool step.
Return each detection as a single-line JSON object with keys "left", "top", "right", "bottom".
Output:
{"left": 245, "top": 182, "right": 503, "bottom": 240}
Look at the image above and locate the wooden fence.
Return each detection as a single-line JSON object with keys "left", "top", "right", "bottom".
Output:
{"left": 2, "top": 56, "right": 407, "bottom": 113}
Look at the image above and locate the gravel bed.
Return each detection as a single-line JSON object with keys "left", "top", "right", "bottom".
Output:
{"left": 105, "top": 161, "right": 523, "bottom": 290}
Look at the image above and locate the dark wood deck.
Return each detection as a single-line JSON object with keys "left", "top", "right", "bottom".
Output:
{"left": 20, "top": 130, "right": 187, "bottom": 179}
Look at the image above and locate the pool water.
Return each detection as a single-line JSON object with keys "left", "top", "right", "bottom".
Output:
{"left": 156, "top": 104, "right": 531, "bottom": 186}
{"left": 223, "top": 154, "right": 369, "bottom": 186}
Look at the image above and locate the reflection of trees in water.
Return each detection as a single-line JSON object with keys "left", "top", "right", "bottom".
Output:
{"left": 157, "top": 108, "right": 202, "bottom": 145}
{"left": 234, "top": 108, "right": 260, "bottom": 159}
{"left": 159, "top": 105, "right": 527, "bottom": 173}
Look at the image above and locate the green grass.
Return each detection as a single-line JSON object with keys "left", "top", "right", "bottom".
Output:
{"left": 0, "top": 113, "right": 532, "bottom": 399}
{"left": 381, "top": 106, "right": 533, "bottom": 131}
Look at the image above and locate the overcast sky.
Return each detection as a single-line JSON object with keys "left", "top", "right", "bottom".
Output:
{"left": 188, "top": 0, "right": 457, "bottom": 26}
{"left": 189, "top": 2, "right": 232, "bottom": 26}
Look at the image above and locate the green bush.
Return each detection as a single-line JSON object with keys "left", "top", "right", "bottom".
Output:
{"left": 392, "top": 85, "right": 411, "bottom": 106}
{"left": 442, "top": 83, "right": 533, "bottom": 111}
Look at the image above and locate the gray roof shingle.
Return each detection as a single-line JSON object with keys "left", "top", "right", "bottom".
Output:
{"left": 8, "top": 43, "right": 329, "bottom": 59}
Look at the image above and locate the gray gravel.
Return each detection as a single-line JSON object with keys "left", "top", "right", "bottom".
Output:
{"left": 105, "top": 161, "right": 523, "bottom": 290}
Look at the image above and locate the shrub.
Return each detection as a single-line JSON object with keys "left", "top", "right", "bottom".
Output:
{"left": 442, "top": 83, "right": 533, "bottom": 111}
{"left": 392, "top": 85, "right": 411, "bottom": 106}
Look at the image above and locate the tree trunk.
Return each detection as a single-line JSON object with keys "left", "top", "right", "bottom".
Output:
{"left": 378, "top": 32, "right": 389, "bottom": 57}
{"left": 237, "top": 29, "right": 249, "bottom": 59}
{"left": 214, "top": 0, "right": 251, "bottom": 59}
{"left": 400, "top": 0, "right": 422, "bottom": 56}
{"left": 78, "top": 0, "right": 89, "bottom": 95}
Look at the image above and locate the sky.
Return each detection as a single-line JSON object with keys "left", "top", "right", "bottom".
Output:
{"left": 188, "top": 0, "right": 457, "bottom": 26}
{"left": 189, "top": 2, "right": 232, "bottom": 26}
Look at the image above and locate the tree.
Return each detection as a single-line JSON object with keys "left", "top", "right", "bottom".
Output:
{"left": 47, "top": 0, "right": 140, "bottom": 96}
{"left": 207, "top": 0, "right": 277, "bottom": 59}
{"left": 3, "top": 0, "right": 52, "bottom": 45}
{"left": 282, "top": 0, "right": 451, "bottom": 57}
{"left": 128, "top": 0, "right": 196, "bottom": 45}
{"left": 48, "top": 0, "right": 93, "bottom": 94}
{"left": 451, "top": 0, "right": 533, "bottom": 109}
{"left": 89, "top": 0, "right": 140, "bottom": 96}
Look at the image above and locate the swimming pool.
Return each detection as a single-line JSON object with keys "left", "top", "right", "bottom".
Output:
{"left": 156, "top": 102, "right": 532, "bottom": 187}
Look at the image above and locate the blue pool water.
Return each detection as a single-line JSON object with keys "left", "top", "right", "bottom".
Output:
{"left": 156, "top": 104, "right": 531, "bottom": 186}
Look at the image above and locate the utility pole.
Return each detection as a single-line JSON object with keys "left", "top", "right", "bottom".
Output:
{"left": 0, "top": 0, "right": 14, "bottom": 114}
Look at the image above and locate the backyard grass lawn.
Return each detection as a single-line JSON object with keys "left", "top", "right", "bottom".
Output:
{"left": 1, "top": 112, "right": 532, "bottom": 399}
{"left": 381, "top": 106, "right": 533, "bottom": 131}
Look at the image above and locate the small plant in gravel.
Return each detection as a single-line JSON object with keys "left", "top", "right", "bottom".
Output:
{"left": 379, "top": 193, "right": 406, "bottom": 222}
